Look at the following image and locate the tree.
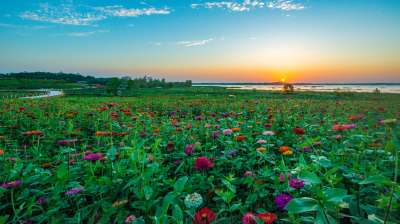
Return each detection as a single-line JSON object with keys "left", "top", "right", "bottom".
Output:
{"left": 166, "top": 82, "right": 174, "bottom": 88}
{"left": 283, "top": 84, "right": 294, "bottom": 94}
{"left": 106, "top": 78, "right": 122, "bottom": 96}
{"left": 127, "top": 79, "right": 134, "bottom": 90}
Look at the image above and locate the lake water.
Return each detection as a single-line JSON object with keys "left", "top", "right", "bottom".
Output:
{"left": 195, "top": 84, "right": 400, "bottom": 93}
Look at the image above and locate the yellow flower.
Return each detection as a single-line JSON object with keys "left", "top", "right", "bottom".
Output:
{"left": 282, "top": 151, "right": 293, "bottom": 155}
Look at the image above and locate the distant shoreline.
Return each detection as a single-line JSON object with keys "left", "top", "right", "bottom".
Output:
{"left": 193, "top": 83, "right": 400, "bottom": 85}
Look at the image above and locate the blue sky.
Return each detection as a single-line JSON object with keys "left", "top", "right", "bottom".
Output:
{"left": 1, "top": 0, "right": 400, "bottom": 83}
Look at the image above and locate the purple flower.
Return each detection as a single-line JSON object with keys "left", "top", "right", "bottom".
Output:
{"left": 86, "top": 145, "right": 92, "bottom": 149}
{"left": 223, "top": 129, "right": 233, "bottom": 135}
{"left": 184, "top": 149, "right": 195, "bottom": 155}
{"left": 264, "top": 123, "right": 272, "bottom": 128}
{"left": 21, "top": 220, "right": 33, "bottom": 224}
{"left": 223, "top": 149, "right": 238, "bottom": 156}
{"left": 210, "top": 133, "right": 218, "bottom": 138}
{"left": 222, "top": 114, "right": 230, "bottom": 117}
{"left": 173, "top": 160, "right": 182, "bottom": 166}
{"left": 36, "top": 197, "right": 52, "bottom": 205}
{"left": 182, "top": 112, "right": 188, "bottom": 115}
{"left": 213, "top": 130, "right": 221, "bottom": 134}
{"left": 2, "top": 181, "right": 22, "bottom": 188}
{"left": 140, "top": 133, "right": 148, "bottom": 137}
{"left": 195, "top": 116, "right": 203, "bottom": 120}
{"left": 7, "top": 158, "right": 16, "bottom": 161}
{"left": 244, "top": 171, "right": 256, "bottom": 179}
{"left": 82, "top": 154, "right": 102, "bottom": 162}
{"left": 66, "top": 187, "right": 84, "bottom": 195}
{"left": 275, "top": 194, "right": 293, "bottom": 211}
{"left": 263, "top": 131, "right": 275, "bottom": 135}
{"left": 88, "top": 113, "right": 94, "bottom": 116}
{"left": 57, "top": 140, "right": 70, "bottom": 146}
{"left": 257, "top": 140, "right": 267, "bottom": 144}
{"left": 312, "top": 142, "right": 323, "bottom": 146}
{"left": 289, "top": 178, "right": 305, "bottom": 189}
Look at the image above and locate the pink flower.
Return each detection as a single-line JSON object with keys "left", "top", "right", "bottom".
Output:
{"left": 280, "top": 173, "right": 291, "bottom": 181}
{"left": 193, "top": 157, "right": 213, "bottom": 172}
{"left": 125, "top": 215, "right": 136, "bottom": 223}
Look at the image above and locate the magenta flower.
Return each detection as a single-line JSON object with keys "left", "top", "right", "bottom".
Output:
{"left": 57, "top": 140, "right": 70, "bottom": 146}
{"left": 2, "top": 181, "right": 22, "bottom": 188}
{"left": 256, "top": 140, "right": 267, "bottom": 144}
{"left": 66, "top": 187, "right": 84, "bottom": 195}
{"left": 223, "top": 129, "right": 233, "bottom": 135}
{"left": 82, "top": 154, "right": 102, "bottom": 162}
{"left": 263, "top": 131, "right": 275, "bottom": 135}
{"left": 289, "top": 178, "right": 305, "bottom": 189}
{"left": 193, "top": 157, "right": 213, "bottom": 172}
{"left": 242, "top": 213, "right": 258, "bottom": 224}
{"left": 280, "top": 173, "right": 291, "bottom": 181}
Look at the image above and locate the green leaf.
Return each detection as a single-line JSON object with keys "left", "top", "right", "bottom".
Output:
{"left": 385, "top": 141, "right": 396, "bottom": 153}
{"left": 315, "top": 210, "right": 339, "bottom": 224}
{"left": 162, "top": 192, "right": 177, "bottom": 217}
{"left": 53, "top": 180, "right": 66, "bottom": 197}
{"left": 322, "top": 188, "right": 347, "bottom": 208}
{"left": 144, "top": 185, "right": 153, "bottom": 200}
{"left": 252, "top": 216, "right": 265, "bottom": 224}
{"left": 221, "top": 179, "right": 236, "bottom": 193}
{"left": 57, "top": 162, "right": 67, "bottom": 179}
{"left": 284, "top": 197, "right": 323, "bottom": 213}
{"left": 174, "top": 176, "right": 188, "bottom": 194}
{"left": 69, "top": 131, "right": 84, "bottom": 136}
{"left": 299, "top": 171, "right": 322, "bottom": 184}
{"left": 229, "top": 203, "right": 242, "bottom": 212}
{"left": 172, "top": 205, "right": 183, "bottom": 222}
{"left": 143, "top": 168, "right": 154, "bottom": 182}
{"left": 359, "top": 176, "right": 396, "bottom": 185}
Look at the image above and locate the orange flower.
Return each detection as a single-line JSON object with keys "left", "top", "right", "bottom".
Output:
{"left": 269, "top": 119, "right": 276, "bottom": 123}
{"left": 95, "top": 131, "right": 106, "bottom": 136}
{"left": 254, "top": 180, "right": 264, "bottom": 185}
{"left": 0, "top": 136, "right": 8, "bottom": 139}
{"left": 235, "top": 136, "right": 246, "bottom": 141}
{"left": 152, "top": 129, "right": 161, "bottom": 132}
{"left": 232, "top": 128, "right": 240, "bottom": 132}
{"left": 279, "top": 146, "right": 290, "bottom": 151}
{"left": 256, "top": 148, "right": 266, "bottom": 152}
{"left": 0, "top": 150, "right": 4, "bottom": 155}
{"left": 66, "top": 114, "right": 74, "bottom": 118}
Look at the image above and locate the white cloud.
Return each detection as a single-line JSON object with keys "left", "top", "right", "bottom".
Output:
{"left": 250, "top": 37, "right": 256, "bottom": 39}
{"left": 0, "top": 23, "right": 28, "bottom": 28}
{"left": 33, "top": 26, "right": 53, "bottom": 28}
{"left": 150, "top": 42, "right": 161, "bottom": 45}
{"left": 19, "top": 3, "right": 172, "bottom": 26}
{"left": 174, "top": 38, "right": 215, "bottom": 47}
{"left": 191, "top": 0, "right": 305, "bottom": 11}
{"left": 268, "top": 0, "right": 305, "bottom": 10}
{"left": 51, "top": 30, "right": 109, "bottom": 36}
{"left": 127, "top": 24, "right": 134, "bottom": 26}
{"left": 4, "top": 14, "right": 10, "bottom": 17}
{"left": 94, "top": 6, "right": 171, "bottom": 17}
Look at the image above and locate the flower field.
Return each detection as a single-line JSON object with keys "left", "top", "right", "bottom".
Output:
{"left": 0, "top": 96, "right": 400, "bottom": 224}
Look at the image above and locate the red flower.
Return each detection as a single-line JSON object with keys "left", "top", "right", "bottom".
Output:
{"left": 167, "top": 143, "right": 175, "bottom": 148}
{"left": 193, "top": 207, "right": 216, "bottom": 224}
{"left": 293, "top": 128, "right": 305, "bottom": 135}
{"left": 194, "top": 157, "right": 213, "bottom": 172}
{"left": 257, "top": 213, "right": 277, "bottom": 224}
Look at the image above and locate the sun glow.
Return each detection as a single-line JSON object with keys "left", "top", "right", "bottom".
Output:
{"left": 282, "top": 79, "right": 285, "bottom": 82}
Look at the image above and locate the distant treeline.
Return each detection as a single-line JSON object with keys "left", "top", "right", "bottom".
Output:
{"left": 0, "top": 72, "right": 193, "bottom": 88}
{"left": 1, "top": 72, "right": 112, "bottom": 84}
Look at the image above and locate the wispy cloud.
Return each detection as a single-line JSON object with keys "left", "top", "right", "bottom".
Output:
{"left": 50, "top": 30, "right": 109, "bottom": 36}
{"left": 190, "top": 0, "right": 305, "bottom": 11}
{"left": 19, "top": 3, "right": 172, "bottom": 26}
{"left": 250, "top": 37, "right": 256, "bottom": 40}
{"left": 127, "top": 24, "right": 134, "bottom": 26}
{"left": 4, "top": 14, "right": 10, "bottom": 17}
{"left": 150, "top": 42, "right": 161, "bottom": 45}
{"left": 174, "top": 39, "right": 215, "bottom": 47}
{"left": 0, "top": 23, "right": 28, "bottom": 28}
{"left": 93, "top": 6, "right": 171, "bottom": 17}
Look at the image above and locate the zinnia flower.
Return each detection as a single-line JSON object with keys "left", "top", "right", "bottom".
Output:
{"left": 279, "top": 173, "right": 291, "bottom": 181}
{"left": 66, "top": 187, "right": 84, "bottom": 195}
{"left": 257, "top": 140, "right": 267, "bottom": 144}
{"left": 289, "top": 178, "right": 305, "bottom": 189}
{"left": 275, "top": 194, "right": 293, "bottom": 211}
{"left": 257, "top": 213, "right": 277, "bottom": 224}
{"left": 293, "top": 128, "right": 305, "bottom": 135}
{"left": 244, "top": 171, "right": 256, "bottom": 179}
{"left": 125, "top": 215, "right": 136, "bottom": 223}
{"left": 194, "top": 157, "right": 213, "bottom": 172}
{"left": 242, "top": 213, "right": 258, "bottom": 224}
{"left": 185, "top": 193, "right": 203, "bottom": 208}
{"left": 263, "top": 131, "right": 275, "bottom": 135}
{"left": 193, "top": 207, "right": 216, "bottom": 224}
{"left": 82, "top": 154, "right": 102, "bottom": 162}
{"left": 223, "top": 129, "right": 233, "bottom": 135}
{"left": 2, "top": 181, "right": 22, "bottom": 188}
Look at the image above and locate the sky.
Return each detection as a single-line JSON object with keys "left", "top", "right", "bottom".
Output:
{"left": 0, "top": 0, "right": 400, "bottom": 83}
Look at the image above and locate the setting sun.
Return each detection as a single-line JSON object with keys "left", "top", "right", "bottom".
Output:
{"left": 282, "top": 79, "right": 285, "bottom": 82}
